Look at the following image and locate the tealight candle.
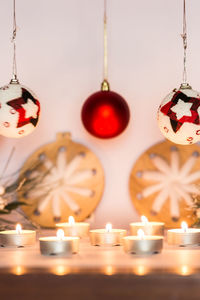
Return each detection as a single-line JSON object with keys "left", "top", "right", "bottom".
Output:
{"left": 123, "top": 229, "right": 163, "bottom": 255}
{"left": 0, "top": 224, "right": 36, "bottom": 247}
{"left": 39, "top": 229, "right": 80, "bottom": 256}
{"left": 89, "top": 223, "right": 127, "bottom": 246}
{"left": 56, "top": 216, "right": 89, "bottom": 238}
{"left": 130, "top": 216, "right": 164, "bottom": 236}
{"left": 167, "top": 221, "right": 200, "bottom": 246}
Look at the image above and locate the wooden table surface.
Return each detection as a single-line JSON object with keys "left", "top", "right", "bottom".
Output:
{"left": 0, "top": 232, "right": 200, "bottom": 300}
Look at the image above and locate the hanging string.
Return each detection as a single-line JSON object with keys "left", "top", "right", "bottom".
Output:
{"left": 103, "top": 0, "right": 108, "bottom": 81}
{"left": 181, "top": 0, "right": 187, "bottom": 84}
{"left": 11, "top": 0, "right": 18, "bottom": 82}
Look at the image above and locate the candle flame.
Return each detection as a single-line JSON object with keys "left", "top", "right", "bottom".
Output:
{"left": 105, "top": 223, "right": 112, "bottom": 232}
{"left": 68, "top": 216, "right": 75, "bottom": 225}
{"left": 137, "top": 229, "right": 145, "bottom": 239}
{"left": 16, "top": 224, "right": 22, "bottom": 234}
{"left": 141, "top": 215, "right": 148, "bottom": 224}
{"left": 57, "top": 229, "right": 65, "bottom": 240}
{"left": 181, "top": 221, "right": 188, "bottom": 232}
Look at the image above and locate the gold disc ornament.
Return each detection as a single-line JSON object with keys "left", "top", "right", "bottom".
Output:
{"left": 19, "top": 133, "right": 104, "bottom": 228}
{"left": 129, "top": 140, "right": 200, "bottom": 228}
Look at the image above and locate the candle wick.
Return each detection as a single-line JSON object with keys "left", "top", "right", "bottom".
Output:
{"left": 181, "top": 221, "right": 188, "bottom": 233}
{"left": 68, "top": 216, "right": 75, "bottom": 226}
{"left": 16, "top": 224, "right": 22, "bottom": 234}
{"left": 137, "top": 229, "right": 145, "bottom": 240}
{"left": 57, "top": 229, "right": 65, "bottom": 240}
{"left": 106, "top": 223, "right": 112, "bottom": 233}
{"left": 141, "top": 216, "right": 149, "bottom": 226}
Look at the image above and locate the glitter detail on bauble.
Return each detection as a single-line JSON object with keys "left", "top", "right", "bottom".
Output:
{"left": 0, "top": 83, "right": 40, "bottom": 138}
{"left": 81, "top": 81, "right": 130, "bottom": 139}
{"left": 157, "top": 84, "right": 200, "bottom": 145}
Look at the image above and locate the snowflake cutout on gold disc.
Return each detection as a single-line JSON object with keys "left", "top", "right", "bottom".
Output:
{"left": 136, "top": 146, "right": 200, "bottom": 221}
{"left": 26, "top": 147, "right": 96, "bottom": 222}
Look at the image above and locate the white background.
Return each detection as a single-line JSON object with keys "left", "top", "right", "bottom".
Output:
{"left": 0, "top": 0, "right": 199, "bottom": 229}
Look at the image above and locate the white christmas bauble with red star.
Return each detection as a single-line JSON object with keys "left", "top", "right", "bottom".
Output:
{"left": 157, "top": 83, "right": 200, "bottom": 145}
{"left": 0, "top": 82, "right": 40, "bottom": 138}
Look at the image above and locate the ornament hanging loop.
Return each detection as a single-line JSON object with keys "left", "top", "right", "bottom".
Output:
{"left": 181, "top": 0, "right": 187, "bottom": 86}
{"left": 101, "top": 0, "right": 110, "bottom": 91}
{"left": 101, "top": 79, "right": 110, "bottom": 91}
{"left": 10, "top": 0, "right": 19, "bottom": 84}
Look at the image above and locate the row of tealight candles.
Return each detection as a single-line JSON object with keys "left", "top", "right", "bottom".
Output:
{"left": 0, "top": 215, "right": 200, "bottom": 256}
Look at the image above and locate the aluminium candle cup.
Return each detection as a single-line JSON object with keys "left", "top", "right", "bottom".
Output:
{"left": 39, "top": 236, "right": 80, "bottom": 256}
{"left": 123, "top": 235, "right": 163, "bottom": 255}
{"left": 167, "top": 229, "right": 200, "bottom": 246}
{"left": 0, "top": 230, "right": 36, "bottom": 247}
{"left": 130, "top": 222, "right": 164, "bottom": 236}
{"left": 89, "top": 229, "right": 127, "bottom": 246}
{"left": 55, "top": 222, "right": 89, "bottom": 238}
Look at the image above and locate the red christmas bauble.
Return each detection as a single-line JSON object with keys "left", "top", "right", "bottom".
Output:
{"left": 81, "top": 90, "right": 130, "bottom": 139}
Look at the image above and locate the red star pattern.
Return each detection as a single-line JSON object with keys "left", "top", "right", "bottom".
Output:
{"left": 160, "top": 91, "right": 200, "bottom": 133}
{"left": 7, "top": 88, "right": 40, "bottom": 128}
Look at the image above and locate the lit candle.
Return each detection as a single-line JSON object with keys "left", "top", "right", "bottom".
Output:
{"left": 56, "top": 216, "right": 89, "bottom": 238}
{"left": 89, "top": 223, "right": 126, "bottom": 246}
{"left": 167, "top": 221, "right": 200, "bottom": 246}
{"left": 39, "top": 229, "right": 80, "bottom": 256}
{"left": 123, "top": 229, "right": 163, "bottom": 255}
{"left": 0, "top": 224, "right": 36, "bottom": 247}
{"left": 130, "top": 215, "right": 164, "bottom": 236}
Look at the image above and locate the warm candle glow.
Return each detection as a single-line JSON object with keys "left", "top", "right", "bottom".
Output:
{"left": 177, "top": 265, "right": 193, "bottom": 276}
{"left": 57, "top": 229, "right": 65, "bottom": 240}
{"left": 11, "top": 265, "right": 26, "bottom": 276}
{"left": 103, "top": 265, "right": 115, "bottom": 276}
{"left": 134, "top": 265, "right": 149, "bottom": 276}
{"left": 137, "top": 229, "right": 145, "bottom": 239}
{"left": 51, "top": 265, "right": 71, "bottom": 276}
{"left": 16, "top": 224, "right": 22, "bottom": 234}
{"left": 181, "top": 221, "right": 188, "bottom": 232}
{"left": 68, "top": 216, "right": 75, "bottom": 225}
{"left": 141, "top": 215, "right": 148, "bottom": 224}
{"left": 105, "top": 223, "right": 112, "bottom": 232}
